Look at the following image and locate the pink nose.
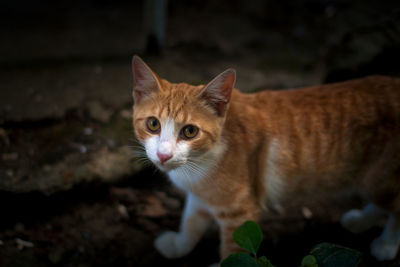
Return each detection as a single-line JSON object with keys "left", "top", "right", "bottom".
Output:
{"left": 157, "top": 152, "right": 172, "bottom": 164}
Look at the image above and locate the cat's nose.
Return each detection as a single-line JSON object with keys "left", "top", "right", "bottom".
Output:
{"left": 157, "top": 152, "right": 172, "bottom": 164}
{"left": 158, "top": 141, "right": 173, "bottom": 164}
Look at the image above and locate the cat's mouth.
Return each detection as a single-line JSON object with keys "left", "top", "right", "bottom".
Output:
{"left": 154, "top": 160, "right": 186, "bottom": 172}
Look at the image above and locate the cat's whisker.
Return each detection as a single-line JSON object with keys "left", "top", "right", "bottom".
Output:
{"left": 186, "top": 159, "right": 215, "bottom": 177}
{"left": 133, "top": 150, "right": 147, "bottom": 156}
{"left": 185, "top": 160, "right": 226, "bottom": 189}
{"left": 127, "top": 145, "right": 146, "bottom": 151}
{"left": 132, "top": 157, "right": 153, "bottom": 168}
{"left": 184, "top": 161, "right": 220, "bottom": 191}
{"left": 129, "top": 152, "right": 148, "bottom": 160}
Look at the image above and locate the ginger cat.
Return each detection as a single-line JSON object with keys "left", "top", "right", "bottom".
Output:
{"left": 131, "top": 56, "right": 400, "bottom": 265}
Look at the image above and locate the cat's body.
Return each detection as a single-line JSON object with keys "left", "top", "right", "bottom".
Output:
{"left": 131, "top": 56, "right": 400, "bottom": 264}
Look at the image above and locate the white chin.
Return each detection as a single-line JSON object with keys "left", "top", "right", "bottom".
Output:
{"left": 155, "top": 162, "right": 184, "bottom": 172}
{"left": 156, "top": 164, "right": 170, "bottom": 172}
{"left": 152, "top": 162, "right": 171, "bottom": 172}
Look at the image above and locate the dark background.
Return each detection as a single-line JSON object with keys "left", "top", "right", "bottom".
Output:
{"left": 0, "top": 0, "right": 400, "bottom": 266}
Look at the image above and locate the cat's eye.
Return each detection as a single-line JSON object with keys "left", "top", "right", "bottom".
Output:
{"left": 146, "top": 117, "right": 161, "bottom": 133}
{"left": 181, "top": 125, "right": 199, "bottom": 139}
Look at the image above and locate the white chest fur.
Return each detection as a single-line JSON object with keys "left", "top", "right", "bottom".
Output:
{"left": 263, "top": 138, "right": 285, "bottom": 204}
{"left": 168, "top": 164, "right": 210, "bottom": 191}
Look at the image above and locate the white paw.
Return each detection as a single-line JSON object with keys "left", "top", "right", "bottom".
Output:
{"left": 340, "top": 209, "right": 368, "bottom": 234}
{"left": 371, "top": 236, "right": 399, "bottom": 261}
{"left": 154, "top": 231, "right": 190, "bottom": 259}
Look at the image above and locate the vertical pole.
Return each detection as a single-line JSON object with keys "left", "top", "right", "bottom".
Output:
{"left": 144, "top": 0, "right": 167, "bottom": 55}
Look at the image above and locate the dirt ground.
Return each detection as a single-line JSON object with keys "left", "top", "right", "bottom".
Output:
{"left": 1, "top": 168, "right": 400, "bottom": 267}
{"left": 1, "top": 1, "right": 400, "bottom": 266}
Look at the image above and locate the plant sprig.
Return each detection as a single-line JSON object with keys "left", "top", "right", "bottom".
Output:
{"left": 221, "top": 221, "right": 274, "bottom": 267}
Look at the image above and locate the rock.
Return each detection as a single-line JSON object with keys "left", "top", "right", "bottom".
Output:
{"left": 119, "top": 109, "right": 132, "bottom": 119}
{"left": 14, "top": 223, "right": 25, "bottom": 232}
{"left": 87, "top": 101, "right": 113, "bottom": 123}
{"left": 107, "top": 139, "right": 116, "bottom": 148}
{"left": 302, "top": 206, "right": 313, "bottom": 219}
{"left": 0, "top": 146, "right": 143, "bottom": 195}
{"left": 0, "top": 128, "right": 9, "bottom": 146}
{"left": 78, "top": 144, "right": 87, "bottom": 154}
{"left": 109, "top": 187, "right": 138, "bottom": 203}
{"left": 117, "top": 204, "right": 130, "bottom": 220}
{"left": 6, "top": 170, "right": 14, "bottom": 177}
{"left": 83, "top": 127, "right": 93, "bottom": 135}
{"left": 48, "top": 248, "right": 65, "bottom": 264}
{"left": 0, "top": 103, "right": 144, "bottom": 195}
{"left": 87, "top": 147, "right": 138, "bottom": 182}
{"left": 137, "top": 217, "right": 160, "bottom": 232}
{"left": 15, "top": 238, "right": 34, "bottom": 250}
{"left": 2, "top": 152, "right": 18, "bottom": 161}
{"left": 139, "top": 195, "right": 168, "bottom": 218}
{"left": 155, "top": 191, "right": 180, "bottom": 210}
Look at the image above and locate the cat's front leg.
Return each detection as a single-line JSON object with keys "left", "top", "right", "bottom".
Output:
{"left": 155, "top": 192, "right": 211, "bottom": 259}
{"left": 215, "top": 206, "right": 261, "bottom": 260}
{"left": 370, "top": 213, "right": 400, "bottom": 261}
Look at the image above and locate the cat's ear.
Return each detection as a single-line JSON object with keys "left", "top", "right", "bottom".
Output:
{"left": 132, "top": 55, "right": 161, "bottom": 103}
{"left": 202, "top": 68, "right": 236, "bottom": 116}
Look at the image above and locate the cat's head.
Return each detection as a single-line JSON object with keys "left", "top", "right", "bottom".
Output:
{"left": 132, "top": 56, "right": 235, "bottom": 172}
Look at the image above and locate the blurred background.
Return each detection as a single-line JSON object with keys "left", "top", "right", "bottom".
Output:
{"left": 1, "top": 0, "right": 399, "bottom": 266}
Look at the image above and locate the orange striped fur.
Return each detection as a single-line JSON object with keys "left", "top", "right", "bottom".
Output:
{"left": 132, "top": 56, "right": 400, "bottom": 264}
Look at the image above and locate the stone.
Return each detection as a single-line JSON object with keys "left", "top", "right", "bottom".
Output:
{"left": 87, "top": 101, "right": 113, "bottom": 123}
{"left": 16, "top": 238, "right": 34, "bottom": 250}
{"left": 117, "top": 204, "right": 130, "bottom": 220}
{"left": 109, "top": 187, "right": 138, "bottom": 203}
{"left": 139, "top": 195, "right": 168, "bottom": 218}
{"left": 302, "top": 206, "right": 313, "bottom": 219}
{"left": 2, "top": 153, "right": 18, "bottom": 161}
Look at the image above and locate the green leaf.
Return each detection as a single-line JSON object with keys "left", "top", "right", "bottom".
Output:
{"left": 311, "top": 243, "right": 362, "bottom": 267}
{"left": 221, "top": 252, "right": 259, "bottom": 267}
{"left": 233, "top": 221, "right": 263, "bottom": 255}
{"left": 257, "top": 255, "right": 274, "bottom": 267}
{"left": 301, "top": 255, "right": 317, "bottom": 267}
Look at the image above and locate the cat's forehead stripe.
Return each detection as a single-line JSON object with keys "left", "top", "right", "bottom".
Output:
{"left": 157, "top": 96, "right": 189, "bottom": 122}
